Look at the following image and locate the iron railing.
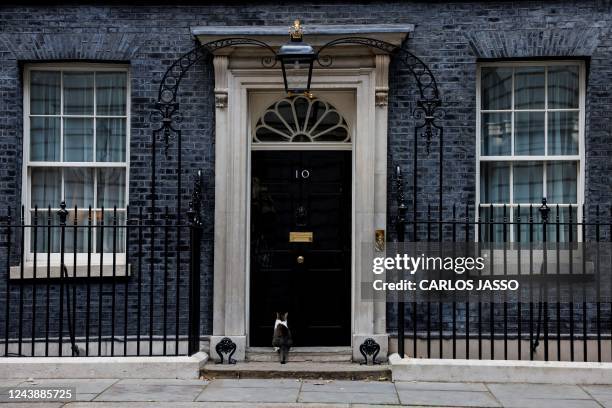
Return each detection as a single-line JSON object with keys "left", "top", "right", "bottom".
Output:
{"left": 1, "top": 203, "right": 202, "bottom": 357}
{"left": 394, "top": 202, "right": 612, "bottom": 362}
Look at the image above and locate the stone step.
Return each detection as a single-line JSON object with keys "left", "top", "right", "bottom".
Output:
{"left": 202, "top": 361, "right": 391, "bottom": 380}
{"left": 246, "top": 347, "right": 353, "bottom": 362}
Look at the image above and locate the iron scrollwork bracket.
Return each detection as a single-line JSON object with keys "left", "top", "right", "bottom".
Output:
{"left": 150, "top": 101, "right": 182, "bottom": 157}
{"left": 359, "top": 338, "right": 381, "bottom": 365}
{"left": 215, "top": 337, "right": 237, "bottom": 364}
{"left": 413, "top": 99, "right": 444, "bottom": 155}
{"left": 152, "top": 38, "right": 277, "bottom": 157}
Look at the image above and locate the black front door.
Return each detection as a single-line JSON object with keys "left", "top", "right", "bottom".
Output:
{"left": 250, "top": 151, "right": 351, "bottom": 347}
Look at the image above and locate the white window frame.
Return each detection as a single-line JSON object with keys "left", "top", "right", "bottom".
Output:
{"left": 475, "top": 60, "right": 586, "bottom": 242}
{"left": 22, "top": 63, "right": 130, "bottom": 267}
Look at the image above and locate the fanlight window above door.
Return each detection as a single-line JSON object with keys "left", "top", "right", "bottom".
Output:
{"left": 253, "top": 96, "right": 350, "bottom": 144}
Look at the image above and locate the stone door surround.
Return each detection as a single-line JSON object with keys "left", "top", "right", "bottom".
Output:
{"left": 191, "top": 24, "right": 413, "bottom": 361}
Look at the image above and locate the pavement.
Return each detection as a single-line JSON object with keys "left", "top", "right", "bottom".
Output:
{"left": 1, "top": 378, "right": 612, "bottom": 407}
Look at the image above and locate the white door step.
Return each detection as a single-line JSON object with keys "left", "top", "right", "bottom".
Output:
{"left": 246, "top": 347, "right": 352, "bottom": 362}
{"left": 202, "top": 361, "right": 391, "bottom": 380}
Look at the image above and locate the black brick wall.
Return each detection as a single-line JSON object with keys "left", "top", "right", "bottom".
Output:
{"left": 0, "top": 1, "right": 611, "bottom": 343}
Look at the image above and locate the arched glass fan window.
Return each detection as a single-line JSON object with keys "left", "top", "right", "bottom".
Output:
{"left": 253, "top": 95, "right": 350, "bottom": 143}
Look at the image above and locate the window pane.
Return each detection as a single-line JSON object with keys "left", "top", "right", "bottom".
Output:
{"left": 514, "top": 67, "right": 545, "bottom": 109}
{"left": 64, "top": 210, "right": 89, "bottom": 253}
{"left": 64, "top": 118, "right": 94, "bottom": 161}
{"left": 548, "top": 65, "right": 579, "bottom": 109}
{"left": 63, "top": 72, "right": 94, "bottom": 115}
{"left": 479, "top": 206, "right": 509, "bottom": 243}
{"left": 548, "top": 111, "right": 579, "bottom": 155}
{"left": 96, "top": 211, "right": 126, "bottom": 253}
{"left": 97, "top": 168, "right": 126, "bottom": 208}
{"left": 513, "top": 162, "right": 543, "bottom": 203}
{"left": 30, "top": 117, "right": 60, "bottom": 161}
{"left": 96, "top": 118, "right": 126, "bottom": 162}
{"left": 546, "top": 206, "right": 578, "bottom": 243}
{"left": 514, "top": 111, "right": 544, "bottom": 155}
{"left": 96, "top": 72, "right": 127, "bottom": 115}
{"left": 481, "top": 67, "right": 512, "bottom": 110}
{"left": 481, "top": 112, "right": 511, "bottom": 155}
{"left": 30, "top": 211, "right": 61, "bottom": 254}
{"left": 30, "top": 71, "right": 60, "bottom": 115}
{"left": 64, "top": 168, "right": 94, "bottom": 208}
{"left": 31, "top": 168, "right": 61, "bottom": 208}
{"left": 547, "top": 162, "right": 577, "bottom": 204}
{"left": 515, "top": 205, "right": 543, "bottom": 242}
{"left": 480, "top": 162, "right": 510, "bottom": 203}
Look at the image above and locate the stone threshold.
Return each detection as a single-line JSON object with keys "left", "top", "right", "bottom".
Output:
{"left": 390, "top": 353, "right": 612, "bottom": 385}
{"left": 202, "top": 361, "right": 391, "bottom": 380}
{"left": 0, "top": 352, "right": 209, "bottom": 380}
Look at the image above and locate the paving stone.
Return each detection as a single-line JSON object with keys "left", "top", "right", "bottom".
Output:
{"left": 396, "top": 389, "right": 500, "bottom": 407}
{"left": 582, "top": 386, "right": 612, "bottom": 408}
{"left": 205, "top": 378, "right": 301, "bottom": 389}
{"left": 298, "top": 391, "right": 399, "bottom": 404}
{"left": 196, "top": 386, "right": 299, "bottom": 403}
{"left": 582, "top": 385, "right": 612, "bottom": 396}
{"left": 486, "top": 383, "right": 592, "bottom": 400}
{"left": 495, "top": 398, "right": 603, "bottom": 408}
{"left": 64, "top": 403, "right": 349, "bottom": 407}
{"left": 74, "top": 393, "right": 99, "bottom": 402}
{"left": 94, "top": 383, "right": 204, "bottom": 402}
{"left": 25, "top": 378, "right": 118, "bottom": 394}
{"left": 590, "top": 397, "right": 612, "bottom": 408}
{"left": 395, "top": 381, "right": 488, "bottom": 392}
{"left": 118, "top": 378, "right": 207, "bottom": 386}
{"left": 0, "top": 380, "right": 26, "bottom": 389}
{"left": 351, "top": 405, "right": 408, "bottom": 408}
{"left": 301, "top": 379, "right": 395, "bottom": 393}
{"left": 0, "top": 404, "right": 64, "bottom": 408}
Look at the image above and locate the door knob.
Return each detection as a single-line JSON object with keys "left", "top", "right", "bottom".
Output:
{"left": 296, "top": 255, "right": 305, "bottom": 264}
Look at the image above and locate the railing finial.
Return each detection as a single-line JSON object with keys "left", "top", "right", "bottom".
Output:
{"left": 539, "top": 197, "right": 550, "bottom": 223}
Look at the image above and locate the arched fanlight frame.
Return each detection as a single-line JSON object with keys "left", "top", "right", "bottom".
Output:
{"left": 253, "top": 95, "right": 350, "bottom": 144}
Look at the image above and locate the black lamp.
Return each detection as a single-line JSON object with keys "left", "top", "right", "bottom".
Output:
{"left": 277, "top": 20, "right": 316, "bottom": 97}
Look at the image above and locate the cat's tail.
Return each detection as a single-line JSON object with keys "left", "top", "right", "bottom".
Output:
{"left": 279, "top": 346, "right": 289, "bottom": 364}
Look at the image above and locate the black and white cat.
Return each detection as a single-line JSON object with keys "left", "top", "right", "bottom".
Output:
{"left": 272, "top": 312, "right": 292, "bottom": 364}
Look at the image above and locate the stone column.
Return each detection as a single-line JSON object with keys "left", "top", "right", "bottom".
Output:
{"left": 211, "top": 55, "right": 247, "bottom": 361}
{"left": 351, "top": 55, "right": 390, "bottom": 362}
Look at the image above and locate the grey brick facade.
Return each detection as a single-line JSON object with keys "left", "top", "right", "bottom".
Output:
{"left": 0, "top": 1, "right": 611, "bottom": 346}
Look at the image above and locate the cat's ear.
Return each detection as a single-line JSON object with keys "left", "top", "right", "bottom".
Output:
{"left": 282, "top": 312, "right": 288, "bottom": 320}
{"left": 276, "top": 312, "right": 281, "bottom": 320}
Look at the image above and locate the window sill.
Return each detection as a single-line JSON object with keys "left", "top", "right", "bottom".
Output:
{"left": 9, "top": 264, "right": 131, "bottom": 280}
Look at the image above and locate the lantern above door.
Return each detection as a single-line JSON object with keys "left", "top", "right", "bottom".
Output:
{"left": 276, "top": 20, "right": 316, "bottom": 97}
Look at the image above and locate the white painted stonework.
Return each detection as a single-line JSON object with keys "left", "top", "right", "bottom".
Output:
{"left": 389, "top": 354, "right": 612, "bottom": 385}
{"left": 198, "top": 25, "right": 413, "bottom": 361}
{"left": 0, "top": 352, "right": 208, "bottom": 379}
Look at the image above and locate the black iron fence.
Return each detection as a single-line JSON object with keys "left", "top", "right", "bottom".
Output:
{"left": 394, "top": 201, "right": 612, "bottom": 362}
{"left": 1, "top": 202, "right": 202, "bottom": 357}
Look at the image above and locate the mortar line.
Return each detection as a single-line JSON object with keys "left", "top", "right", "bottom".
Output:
{"left": 297, "top": 377, "right": 303, "bottom": 403}
{"left": 393, "top": 378, "right": 402, "bottom": 405}
{"left": 578, "top": 384, "right": 606, "bottom": 408}
{"left": 483, "top": 382, "right": 504, "bottom": 407}
{"left": 193, "top": 377, "right": 211, "bottom": 401}
{"left": 90, "top": 377, "right": 121, "bottom": 401}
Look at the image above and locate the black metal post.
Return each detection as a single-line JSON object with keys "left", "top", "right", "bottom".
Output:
{"left": 539, "top": 198, "right": 550, "bottom": 361}
{"left": 187, "top": 171, "right": 203, "bottom": 355}
{"left": 57, "top": 202, "right": 68, "bottom": 356}
{"left": 395, "top": 166, "right": 407, "bottom": 358}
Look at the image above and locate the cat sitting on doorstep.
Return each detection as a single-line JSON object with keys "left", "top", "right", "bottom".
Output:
{"left": 272, "top": 312, "right": 292, "bottom": 364}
